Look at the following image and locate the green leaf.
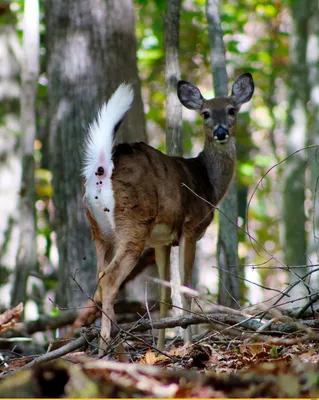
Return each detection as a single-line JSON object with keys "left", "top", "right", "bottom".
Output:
{"left": 240, "top": 163, "right": 254, "bottom": 177}
{"left": 269, "top": 346, "right": 279, "bottom": 358}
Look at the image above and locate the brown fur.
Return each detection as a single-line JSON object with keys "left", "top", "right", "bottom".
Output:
{"left": 111, "top": 141, "right": 232, "bottom": 242}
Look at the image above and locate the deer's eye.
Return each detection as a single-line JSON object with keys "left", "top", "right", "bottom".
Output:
{"left": 228, "top": 107, "right": 236, "bottom": 116}
{"left": 201, "top": 111, "right": 210, "bottom": 120}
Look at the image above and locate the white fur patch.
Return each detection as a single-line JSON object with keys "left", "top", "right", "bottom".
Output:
{"left": 83, "top": 83, "right": 134, "bottom": 233}
{"left": 86, "top": 161, "right": 115, "bottom": 232}
{"left": 82, "top": 83, "right": 134, "bottom": 183}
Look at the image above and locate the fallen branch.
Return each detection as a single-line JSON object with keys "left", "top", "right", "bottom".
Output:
{"left": 284, "top": 303, "right": 319, "bottom": 318}
{"left": 115, "top": 312, "right": 253, "bottom": 335}
{"left": 19, "top": 327, "right": 99, "bottom": 370}
{"left": 2, "top": 300, "right": 149, "bottom": 338}
{"left": 9, "top": 306, "right": 319, "bottom": 342}
{"left": 15, "top": 310, "right": 78, "bottom": 335}
{"left": 295, "top": 295, "right": 319, "bottom": 318}
{"left": 115, "top": 312, "right": 319, "bottom": 337}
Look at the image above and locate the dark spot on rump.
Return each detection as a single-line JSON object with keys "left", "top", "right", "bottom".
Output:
{"left": 97, "top": 166, "right": 104, "bottom": 176}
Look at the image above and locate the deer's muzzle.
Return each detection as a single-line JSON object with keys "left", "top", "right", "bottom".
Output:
{"left": 214, "top": 125, "right": 229, "bottom": 143}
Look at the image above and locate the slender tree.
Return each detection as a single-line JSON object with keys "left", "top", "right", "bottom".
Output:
{"left": 206, "top": 0, "right": 240, "bottom": 308}
{"left": 11, "top": 0, "right": 39, "bottom": 307}
{"left": 45, "top": 0, "right": 146, "bottom": 307}
{"left": 159, "top": 0, "right": 183, "bottom": 349}
{"left": 283, "top": 0, "right": 310, "bottom": 303}
{"left": 307, "top": 1, "right": 319, "bottom": 273}
{"left": 165, "top": 0, "right": 182, "bottom": 157}
{"left": 0, "top": 4, "right": 22, "bottom": 308}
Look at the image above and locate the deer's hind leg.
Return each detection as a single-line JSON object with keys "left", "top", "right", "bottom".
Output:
{"left": 97, "top": 221, "right": 150, "bottom": 356}
{"left": 94, "top": 237, "right": 115, "bottom": 304}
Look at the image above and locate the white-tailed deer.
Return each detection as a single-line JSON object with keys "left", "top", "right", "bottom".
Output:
{"left": 83, "top": 73, "right": 254, "bottom": 354}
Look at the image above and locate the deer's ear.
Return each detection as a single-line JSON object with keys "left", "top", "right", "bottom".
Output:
{"left": 177, "top": 80, "right": 204, "bottom": 110}
{"left": 231, "top": 73, "right": 254, "bottom": 108}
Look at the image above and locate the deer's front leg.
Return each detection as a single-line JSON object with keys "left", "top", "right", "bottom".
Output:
{"left": 155, "top": 245, "right": 171, "bottom": 350}
{"left": 179, "top": 236, "right": 196, "bottom": 344}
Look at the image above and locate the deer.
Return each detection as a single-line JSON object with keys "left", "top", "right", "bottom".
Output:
{"left": 82, "top": 73, "right": 254, "bottom": 355}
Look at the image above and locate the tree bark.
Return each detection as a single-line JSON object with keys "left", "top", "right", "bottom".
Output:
{"left": 163, "top": 0, "right": 183, "bottom": 336}
{"left": 0, "top": 5, "right": 22, "bottom": 308}
{"left": 206, "top": 0, "right": 228, "bottom": 98}
{"left": 165, "top": 0, "right": 182, "bottom": 157}
{"left": 283, "top": 0, "right": 310, "bottom": 304}
{"left": 206, "top": 0, "right": 240, "bottom": 308}
{"left": 307, "top": 1, "right": 319, "bottom": 274}
{"left": 45, "top": 0, "right": 146, "bottom": 307}
{"left": 11, "top": 0, "right": 39, "bottom": 307}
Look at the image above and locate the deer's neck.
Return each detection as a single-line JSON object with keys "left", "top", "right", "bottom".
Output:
{"left": 199, "top": 138, "right": 236, "bottom": 203}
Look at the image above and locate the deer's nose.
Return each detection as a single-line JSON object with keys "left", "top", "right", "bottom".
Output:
{"left": 214, "top": 125, "right": 229, "bottom": 141}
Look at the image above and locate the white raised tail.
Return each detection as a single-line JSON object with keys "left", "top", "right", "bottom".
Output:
{"left": 83, "top": 83, "right": 134, "bottom": 182}
{"left": 83, "top": 83, "right": 134, "bottom": 231}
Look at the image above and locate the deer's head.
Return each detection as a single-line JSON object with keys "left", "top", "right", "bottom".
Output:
{"left": 177, "top": 73, "right": 254, "bottom": 145}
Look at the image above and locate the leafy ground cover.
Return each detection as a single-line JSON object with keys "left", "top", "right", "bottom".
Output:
{"left": 1, "top": 302, "right": 319, "bottom": 397}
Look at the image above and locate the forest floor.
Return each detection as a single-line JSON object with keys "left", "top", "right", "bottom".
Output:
{"left": 1, "top": 302, "right": 319, "bottom": 397}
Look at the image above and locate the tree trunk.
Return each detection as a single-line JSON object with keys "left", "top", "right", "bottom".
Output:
{"left": 11, "top": 0, "right": 39, "bottom": 308}
{"left": 307, "top": 1, "right": 319, "bottom": 269}
{"left": 164, "top": 0, "right": 183, "bottom": 336}
{"left": 206, "top": 0, "right": 240, "bottom": 308}
{"left": 283, "top": 0, "right": 310, "bottom": 304}
{"left": 0, "top": 4, "right": 22, "bottom": 308}
{"left": 165, "top": 0, "right": 182, "bottom": 157}
{"left": 45, "top": 0, "right": 146, "bottom": 307}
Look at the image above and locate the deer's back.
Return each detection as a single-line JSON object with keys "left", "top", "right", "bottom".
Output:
{"left": 112, "top": 142, "right": 217, "bottom": 245}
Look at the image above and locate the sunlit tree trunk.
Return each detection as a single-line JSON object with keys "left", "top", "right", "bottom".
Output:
{"left": 307, "top": 1, "right": 319, "bottom": 280}
{"left": 0, "top": 5, "right": 22, "bottom": 308}
{"left": 11, "top": 0, "right": 39, "bottom": 307}
{"left": 164, "top": 0, "right": 183, "bottom": 341}
{"left": 283, "top": 0, "right": 310, "bottom": 303}
{"left": 206, "top": 0, "right": 240, "bottom": 308}
{"left": 45, "top": 0, "right": 146, "bottom": 307}
{"left": 165, "top": 0, "right": 182, "bottom": 157}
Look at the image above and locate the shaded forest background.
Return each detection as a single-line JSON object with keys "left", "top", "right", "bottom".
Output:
{"left": 1, "top": 0, "right": 319, "bottom": 334}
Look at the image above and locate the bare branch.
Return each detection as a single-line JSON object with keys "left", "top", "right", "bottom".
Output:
{"left": 19, "top": 327, "right": 98, "bottom": 370}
